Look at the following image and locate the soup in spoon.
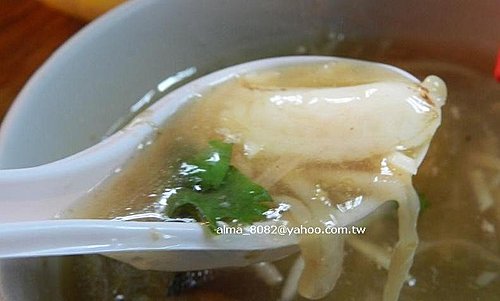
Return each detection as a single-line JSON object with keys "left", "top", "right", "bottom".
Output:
{"left": 65, "top": 57, "right": 446, "bottom": 301}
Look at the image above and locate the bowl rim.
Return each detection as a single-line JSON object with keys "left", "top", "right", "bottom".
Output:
{"left": 0, "top": 0, "right": 158, "bottom": 168}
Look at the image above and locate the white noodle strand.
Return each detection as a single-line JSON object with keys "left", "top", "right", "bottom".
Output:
{"left": 252, "top": 262, "right": 283, "bottom": 286}
{"left": 280, "top": 257, "right": 304, "bottom": 301}
{"left": 470, "top": 153, "right": 500, "bottom": 171}
{"left": 255, "top": 156, "right": 303, "bottom": 188}
{"left": 470, "top": 169, "right": 495, "bottom": 212}
{"left": 347, "top": 237, "right": 391, "bottom": 270}
{"left": 383, "top": 187, "right": 419, "bottom": 301}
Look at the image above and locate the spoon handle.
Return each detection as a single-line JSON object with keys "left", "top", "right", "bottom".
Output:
{"left": 0, "top": 219, "right": 298, "bottom": 271}
{"left": 0, "top": 123, "right": 153, "bottom": 223}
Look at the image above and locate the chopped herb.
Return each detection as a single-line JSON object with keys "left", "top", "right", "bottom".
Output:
{"left": 167, "top": 141, "right": 273, "bottom": 230}
{"left": 418, "top": 192, "right": 430, "bottom": 213}
{"left": 178, "top": 140, "right": 232, "bottom": 190}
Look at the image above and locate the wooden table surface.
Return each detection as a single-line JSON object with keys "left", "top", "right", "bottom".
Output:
{"left": 0, "top": 0, "right": 86, "bottom": 121}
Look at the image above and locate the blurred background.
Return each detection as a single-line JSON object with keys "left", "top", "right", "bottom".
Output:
{"left": 0, "top": 0, "right": 122, "bottom": 121}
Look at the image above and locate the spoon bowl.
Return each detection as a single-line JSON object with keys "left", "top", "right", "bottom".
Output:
{"left": 0, "top": 56, "right": 419, "bottom": 270}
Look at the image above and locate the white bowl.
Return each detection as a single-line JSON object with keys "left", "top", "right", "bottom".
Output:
{"left": 0, "top": 0, "right": 497, "bottom": 300}
{"left": 0, "top": 0, "right": 328, "bottom": 168}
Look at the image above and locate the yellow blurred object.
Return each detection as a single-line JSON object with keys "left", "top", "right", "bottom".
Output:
{"left": 40, "top": 0, "right": 126, "bottom": 20}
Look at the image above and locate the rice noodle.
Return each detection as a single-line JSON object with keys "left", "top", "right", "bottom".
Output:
{"left": 346, "top": 237, "right": 415, "bottom": 282}
{"left": 276, "top": 195, "right": 312, "bottom": 223}
{"left": 417, "top": 239, "right": 500, "bottom": 267}
{"left": 280, "top": 169, "right": 417, "bottom": 300}
{"left": 278, "top": 181, "right": 346, "bottom": 299}
{"left": 347, "top": 237, "right": 392, "bottom": 270}
{"left": 280, "top": 257, "right": 304, "bottom": 301}
{"left": 475, "top": 272, "right": 498, "bottom": 287}
{"left": 491, "top": 173, "right": 500, "bottom": 188}
{"left": 469, "top": 169, "right": 495, "bottom": 212}
{"left": 215, "top": 61, "right": 446, "bottom": 300}
{"left": 303, "top": 168, "right": 418, "bottom": 301}
{"left": 470, "top": 153, "right": 500, "bottom": 171}
{"left": 252, "top": 262, "right": 283, "bottom": 286}
{"left": 254, "top": 156, "right": 303, "bottom": 188}
{"left": 299, "top": 231, "right": 345, "bottom": 299}
{"left": 383, "top": 187, "right": 419, "bottom": 301}
{"left": 388, "top": 152, "right": 418, "bottom": 175}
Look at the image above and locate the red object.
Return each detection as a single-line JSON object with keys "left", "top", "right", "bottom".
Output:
{"left": 495, "top": 48, "right": 500, "bottom": 82}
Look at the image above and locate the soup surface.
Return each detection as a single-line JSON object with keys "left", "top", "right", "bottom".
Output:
{"left": 62, "top": 37, "right": 499, "bottom": 301}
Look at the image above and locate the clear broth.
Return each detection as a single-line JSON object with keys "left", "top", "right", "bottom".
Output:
{"left": 62, "top": 37, "right": 500, "bottom": 301}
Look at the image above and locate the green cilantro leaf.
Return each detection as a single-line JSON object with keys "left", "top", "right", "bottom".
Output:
{"left": 178, "top": 140, "right": 232, "bottom": 190}
{"left": 418, "top": 192, "right": 430, "bottom": 213}
{"left": 167, "top": 141, "right": 274, "bottom": 231}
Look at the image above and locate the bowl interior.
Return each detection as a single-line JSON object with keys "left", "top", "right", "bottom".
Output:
{"left": 0, "top": 0, "right": 498, "bottom": 300}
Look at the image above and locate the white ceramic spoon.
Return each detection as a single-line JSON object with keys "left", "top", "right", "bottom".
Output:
{"left": 0, "top": 56, "right": 419, "bottom": 271}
